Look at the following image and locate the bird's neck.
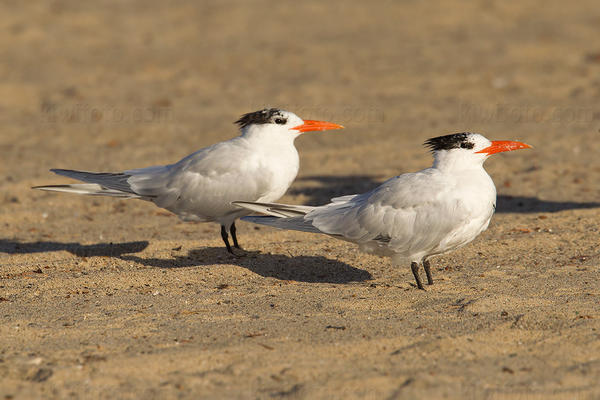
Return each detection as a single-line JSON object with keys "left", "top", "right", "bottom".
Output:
{"left": 432, "top": 150, "right": 486, "bottom": 173}
{"left": 242, "top": 127, "right": 297, "bottom": 146}
{"left": 241, "top": 130, "right": 299, "bottom": 162}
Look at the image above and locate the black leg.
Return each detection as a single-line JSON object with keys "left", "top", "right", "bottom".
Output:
{"left": 230, "top": 222, "right": 241, "bottom": 249}
{"left": 411, "top": 262, "right": 425, "bottom": 290}
{"left": 423, "top": 259, "right": 433, "bottom": 285}
{"left": 220, "top": 225, "right": 234, "bottom": 254}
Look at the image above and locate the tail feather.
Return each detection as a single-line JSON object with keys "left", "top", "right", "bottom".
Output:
{"left": 241, "top": 215, "right": 323, "bottom": 234}
{"left": 33, "top": 168, "right": 141, "bottom": 198}
{"left": 50, "top": 169, "right": 137, "bottom": 195}
{"left": 232, "top": 201, "right": 314, "bottom": 217}
{"left": 32, "top": 183, "right": 140, "bottom": 198}
{"left": 234, "top": 201, "right": 323, "bottom": 234}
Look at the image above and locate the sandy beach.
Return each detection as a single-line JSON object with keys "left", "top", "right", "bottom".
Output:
{"left": 1, "top": 1, "right": 599, "bottom": 398}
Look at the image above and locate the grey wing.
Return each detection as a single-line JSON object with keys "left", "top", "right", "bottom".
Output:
{"left": 43, "top": 139, "right": 268, "bottom": 215}
{"left": 126, "top": 141, "right": 256, "bottom": 206}
{"left": 125, "top": 164, "right": 175, "bottom": 201}
{"left": 137, "top": 139, "right": 287, "bottom": 219}
{"left": 46, "top": 154, "right": 213, "bottom": 206}
{"left": 306, "top": 170, "right": 465, "bottom": 252}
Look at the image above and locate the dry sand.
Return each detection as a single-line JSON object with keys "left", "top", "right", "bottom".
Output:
{"left": 1, "top": 1, "right": 600, "bottom": 399}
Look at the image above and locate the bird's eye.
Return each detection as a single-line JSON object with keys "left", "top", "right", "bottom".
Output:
{"left": 274, "top": 118, "right": 286, "bottom": 125}
{"left": 460, "top": 142, "right": 473, "bottom": 149}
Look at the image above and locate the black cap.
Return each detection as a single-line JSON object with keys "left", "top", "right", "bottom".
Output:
{"left": 235, "top": 108, "right": 285, "bottom": 129}
{"left": 424, "top": 133, "right": 475, "bottom": 151}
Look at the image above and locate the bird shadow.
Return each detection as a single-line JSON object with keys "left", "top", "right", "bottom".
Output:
{"left": 289, "top": 175, "right": 382, "bottom": 204}
{"left": 496, "top": 195, "right": 600, "bottom": 213}
{"left": 121, "top": 247, "right": 372, "bottom": 284}
{"left": 1, "top": 238, "right": 370, "bottom": 284}
{"left": 291, "top": 175, "right": 600, "bottom": 214}
{"left": 0, "top": 239, "right": 149, "bottom": 257}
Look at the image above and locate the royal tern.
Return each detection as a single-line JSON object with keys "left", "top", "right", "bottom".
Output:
{"left": 33, "top": 108, "right": 343, "bottom": 253}
{"left": 234, "top": 133, "right": 531, "bottom": 289}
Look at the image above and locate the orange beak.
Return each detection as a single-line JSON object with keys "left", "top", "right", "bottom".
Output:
{"left": 292, "top": 120, "right": 344, "bottom": 133}
{"left": 475, "top": 140, "right": 532, "bottom": 155}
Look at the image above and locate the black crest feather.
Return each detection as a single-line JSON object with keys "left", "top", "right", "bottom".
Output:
{"left": 235, "top": 108, "right": 283, "bottom": 129}
{"left": 424, "top": 133, "right": 475, "bottom": 151}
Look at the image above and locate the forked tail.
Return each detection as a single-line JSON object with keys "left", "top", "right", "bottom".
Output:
{"left": 233, "top": 201, "right": 322, "bottom": 233}
{"left": 32, "top": 169, "right": 140, "bottom": 198}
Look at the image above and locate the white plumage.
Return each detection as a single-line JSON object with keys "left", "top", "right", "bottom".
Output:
{"left": 33, "top": 108, "right": 343, "bottom": 253}
{"left": 235, "top": 133, "right": 531, "bottom": 289}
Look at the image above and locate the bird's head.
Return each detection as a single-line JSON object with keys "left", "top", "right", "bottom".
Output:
{"left": 235, "top": 108, "right": 344, "bottom": 140}
{"left": 425, "top": 133, "right": 532, "bottom": 170}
